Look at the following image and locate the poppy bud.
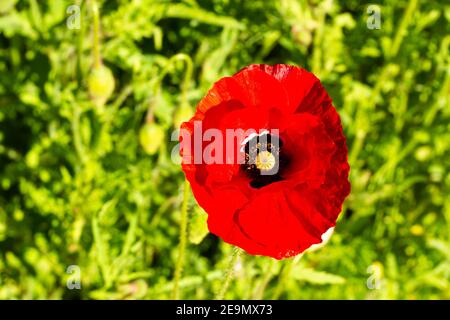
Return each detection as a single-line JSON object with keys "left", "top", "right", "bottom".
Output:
{"left": 414, "top": 146, "right": 432, "bottom": 161}
{"left": 88, "top": 64, "right": 115, "bottom": 106}
{"left": 139, "top": 122, "right": 165, "bottom": 155}
{"left": 173, "top": 103, "right": 193, "bottom": 129}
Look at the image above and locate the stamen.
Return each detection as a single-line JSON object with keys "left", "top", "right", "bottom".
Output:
{"left": 255, "top": 151, "right": 276, "bottom": 171}
{"left": 241, "top": 133, "right": 288, "bottom": 189}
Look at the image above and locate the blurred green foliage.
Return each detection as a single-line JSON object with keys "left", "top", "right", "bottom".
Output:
{"left": 0, "top": 0, "right": 449, "bottom": 299}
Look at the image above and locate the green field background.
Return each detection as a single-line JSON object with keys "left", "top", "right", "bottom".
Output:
{"left": 0, "top": 0, "right": 449, "bottom": 299}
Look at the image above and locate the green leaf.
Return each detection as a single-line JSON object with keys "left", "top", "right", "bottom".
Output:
{"left": 189, "top": 207, "right": 209, "bottom": 245}
{"left": 428, "top": 239, "right": 450, "bottom": 259}
{"left": 164, "top": 4, "right": 244, "bottom": 29}
{"left": 291, "top": 267, "right": 346, "bottom": 285}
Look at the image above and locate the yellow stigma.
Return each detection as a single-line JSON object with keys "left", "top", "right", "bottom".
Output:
{"left": 255, "top": 151, "right": 276, "bottom": 171}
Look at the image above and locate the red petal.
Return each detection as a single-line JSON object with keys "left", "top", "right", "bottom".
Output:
{"left": 241, "top": 64, "right": 321, "bottom": 113}
{"left": 196, "top": 77, "right": 250, "bottom": 115}
{"left": 281, "top": 113, "right": 336, "bottom": 188}
{"left": 233, "top": 187, "right": 335, "bottom": 259}
{"left": 233, "top": 67, "right": 289, "bottom": 110}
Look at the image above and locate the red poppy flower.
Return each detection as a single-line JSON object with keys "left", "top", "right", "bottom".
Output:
{"left": 180, "top": 64, "right": 350, "bottom": 259}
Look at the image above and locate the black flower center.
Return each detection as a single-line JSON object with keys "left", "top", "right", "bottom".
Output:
{"left": 241, "top": 133, "right": 289, "bottom": 189}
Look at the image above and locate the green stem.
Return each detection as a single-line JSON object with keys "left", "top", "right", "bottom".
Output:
{"left": 144, "top": 54, "right": 193, "bottom": 125}
{"left": 215, "top": 247, "right": 242, "bottom": 300}
{"left": 76, "top": 0, "right": 85, "bottom": 85}
{"left": 253, "top": 259, "right": 276, "bottom": 299}
{"left": 389, "top": 0, "right": 418, "bottom": 59}
{"left": 172, "top": 179, "right": 190, "bottom": 299}
{"left": 349, "top": 65, "right": 389, "bottom": 168}
{"left": 71, "top": 104, "right": 88, "bottom": 164}
{"left": 158, "top": 53, "right": 193, "bottom": 105}
{"left": 311, "top": 7, "right": 325, "bottom": 76}
{"left": 271, "top": 254, "right": 303, "bottom": 299}
{"left": 92, "top": 0, "right": 101, "bottom": 68}
{"left": 176, "top": 54, "right": 193, "bottom": 106}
